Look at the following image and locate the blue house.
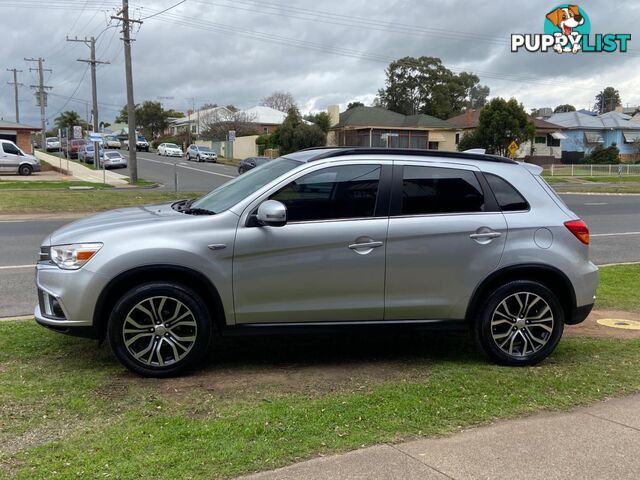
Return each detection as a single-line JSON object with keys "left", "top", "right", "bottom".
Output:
{"left": 546, "top": 111, "right": 640, "bottom": 163}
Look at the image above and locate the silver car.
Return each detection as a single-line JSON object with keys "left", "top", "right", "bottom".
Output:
{"left": 186, "top": 144, "right": 217, "bottom": 162}
{"left": 35, "top": 148, "right": 598, "bottom": 377}
{"left": 0, "top": 140, "right": 41, "bottom": 175}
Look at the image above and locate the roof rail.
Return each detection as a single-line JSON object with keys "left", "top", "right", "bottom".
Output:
{"left": 298, "top": 147, "right": 516, "bottom": 164}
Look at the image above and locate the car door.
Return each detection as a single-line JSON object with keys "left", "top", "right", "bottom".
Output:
{"left": 384, "top": 162, "right": 507, "bottom": 320}
{"left": 233, "top": 162, "right": 392, "bottom": 324}
{"left": 0, "top": 141, "right": 22, "bottom": 173}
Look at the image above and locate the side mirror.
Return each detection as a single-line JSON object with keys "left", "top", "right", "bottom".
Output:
{"left": 256, "top": 200, "right": 287, "bottom": 227}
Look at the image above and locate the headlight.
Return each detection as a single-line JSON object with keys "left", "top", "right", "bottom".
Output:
{"left": 50, "top": 243, "right": 103, "bottom": 270}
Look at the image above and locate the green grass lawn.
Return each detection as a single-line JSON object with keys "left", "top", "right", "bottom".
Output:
{"left": 0, "top": 265, "right": 639, "bottom": 479}
{"left": 0, "top": 190, "right": 197, "bottom": 213}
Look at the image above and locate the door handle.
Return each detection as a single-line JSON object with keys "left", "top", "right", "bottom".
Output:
{"left": 348, "top": 241, "right": 383, "bottom": 250}
{"left": 469, "top": 232, "right": 501, "bottom": 240}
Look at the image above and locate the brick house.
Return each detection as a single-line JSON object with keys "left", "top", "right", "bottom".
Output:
{"left": 0, "top": 120, "right": 41, "bottom": 154}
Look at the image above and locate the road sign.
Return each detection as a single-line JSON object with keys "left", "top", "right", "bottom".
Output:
{"left": 73, "top": 125, "right": 82, "bottom": 139}
{"left": 507, "top": 140, "right": 519, "bottom": 158}
{"left": 228, "top": 130, "right": 236, "bottom": 142}
{"left": 88, "top": 133, "right": 103, "bottom": 145}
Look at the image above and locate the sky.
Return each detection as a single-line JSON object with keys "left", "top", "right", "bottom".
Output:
{"left": 1, "top": 0, "right": 640, "bottom": 127}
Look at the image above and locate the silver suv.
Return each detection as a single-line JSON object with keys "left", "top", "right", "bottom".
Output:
{"left": 35, "top": 148, "right": 598, "bottom": 377}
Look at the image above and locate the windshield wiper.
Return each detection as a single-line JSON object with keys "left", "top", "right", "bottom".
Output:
{"left": 182, "top": 207, "right": 215, "bottom": 215}
{"left": 172, "top": 198, "right": 194, "bottom": 212}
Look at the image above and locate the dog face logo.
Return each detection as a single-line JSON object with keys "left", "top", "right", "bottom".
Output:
{"left": 545, "top": 4, "right": 587, "bottom": 53}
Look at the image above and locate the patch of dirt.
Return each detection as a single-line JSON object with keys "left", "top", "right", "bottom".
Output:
{"left": 565, "top": 310, "right": 640, "bottom": 339}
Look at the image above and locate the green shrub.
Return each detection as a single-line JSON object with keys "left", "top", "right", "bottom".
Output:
{"left": 583, "top": 143, "right": 620, "bottom": 164}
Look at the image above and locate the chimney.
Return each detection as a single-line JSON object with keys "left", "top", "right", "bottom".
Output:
{"left": 328, "top": 104, "right": 340, "bottom": 127}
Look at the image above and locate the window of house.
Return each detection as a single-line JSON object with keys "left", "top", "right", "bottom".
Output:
{"left": 534, "top": 136, "right": 547, "bottom": 144}
{"left": 270, "top": 164, "right": 381, "bottom": 222}
{"left": 427, "top": 141, "right": 439, "bottom": 150}
{"left": 547, "top": 134, "right": 561, "bottom": 147}
{"left": 399, "top": 166, "right": 485, "bottom": 215}
{"left": 485, "top": 173, "right": 529, "bottom": 211}
{"left": 263, "top": 127, "right": 268, "bottom": 133}
{"left": 455, "top": 133, "right": 460, "bottom": 145}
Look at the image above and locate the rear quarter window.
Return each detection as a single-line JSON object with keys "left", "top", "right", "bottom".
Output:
{"left": 485, "top": 173, "right": 529, "bottom": 211}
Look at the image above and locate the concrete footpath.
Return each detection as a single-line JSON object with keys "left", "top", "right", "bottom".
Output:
{"left": 35, "top": 151, "right": 129, "bottom": 186}
{"left": 239, "top": 393, "right": 640, "bottom": 480}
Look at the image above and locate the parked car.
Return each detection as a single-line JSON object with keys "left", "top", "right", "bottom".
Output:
{"left": 157, "top": 143, "right": 183, "bottom": 157}
{"left": 104, "top": 135, "right": 122, "bottom": 149}
{"left": 45, "top": 137, "right": 61, "bottom": 152}
{"left": 124, "top": 135, "right": 150, "bottom": 152}
{"left": 36, "top": 147, "right": 598, "bottom": 377}
{"left": 0, "top": 139, "right": 41, "bottom": 175}
{"left": 98, "top": 151, "right": 127, "bottom": 169}
{"left": 77, "top": 144, "right": 104, "bottom": 164}
{"left": 63, "top": 139, "right": 86, "bottom": 159}
{"left": 186, "top": 144, "right": 217, "bottom": 162}
{"left": 238, "top": 156, "right": 270, "bottom": 174}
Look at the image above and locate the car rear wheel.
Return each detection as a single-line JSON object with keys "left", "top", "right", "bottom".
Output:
{"left": 19, "top": 164, "right": 33, "bottom": 176}
{"left": 474, "top": 280, "right": 564, "bottom": 366}
{"left": 107, "top": 282, "right": 213, "bottom": 377}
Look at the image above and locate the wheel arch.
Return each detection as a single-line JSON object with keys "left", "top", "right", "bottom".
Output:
{"left": 465, "top": 263, "right": 576, "bottom": 324}
{"left": 93, "top": 264, "right": 227, "bottom": 339}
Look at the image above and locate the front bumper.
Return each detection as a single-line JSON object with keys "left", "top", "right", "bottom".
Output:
{"left": 34, "top": 262, "right": 108, "bottom": 331}
{"left": 33, "top": 163, "right": 41, "bottom": 172}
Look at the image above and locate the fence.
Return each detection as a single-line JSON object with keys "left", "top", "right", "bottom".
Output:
{"left": 544, "top": 164, "right": 640, "bottom": 177}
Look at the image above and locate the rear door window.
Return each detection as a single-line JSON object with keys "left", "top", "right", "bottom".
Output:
{"left": 399, "top": 166, "right": 485, "bottom": 215}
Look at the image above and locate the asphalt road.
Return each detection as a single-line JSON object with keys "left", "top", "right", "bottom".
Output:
{"left": 1, "top": 193, "right": 639, "bottom": 318}
{"left": 117, "top": 150, "right": 238, "bottom": 192}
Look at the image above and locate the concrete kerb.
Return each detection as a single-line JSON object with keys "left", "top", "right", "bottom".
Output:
{"left": 35, "top": 151, "right": 129, "bottom": 186}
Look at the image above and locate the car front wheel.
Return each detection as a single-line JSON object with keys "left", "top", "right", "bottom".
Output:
{"left": 474, "top": 280, "right": 564, "bottom": 366}
{"left": 19, "top": 164, "right": 33, "bottom": 176}
{"left": 107, "top": 282, "right": 213, "bottom": 377}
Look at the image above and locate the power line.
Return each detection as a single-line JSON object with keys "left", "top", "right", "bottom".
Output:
{"left": 25, "top": 57, "right": 53, "bottom": 146}
{"left": 139, "top": 0, "right": 186, "bottom": 20}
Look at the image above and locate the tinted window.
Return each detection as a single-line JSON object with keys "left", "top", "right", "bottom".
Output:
{"left": 2, "top": 142, "right": 20, "bottom": 155}
{"left": 271, "top": 164, "right": 381, "bottom": 222}
{"left": 485, "top": 173, "right": 529, "bottom": 211}
{"left": 400, "top": 166, "right": 485, "bottom": 215}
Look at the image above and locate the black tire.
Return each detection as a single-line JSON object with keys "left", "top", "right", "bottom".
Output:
{"left": 107, "top": 282, "right": 213, "bottom": 377}
{"left": 196, "top": 154, "right": 201, "bottom": 162}
{"left": 19, "top": 164, "right": 33, "bottom": 176}
{"left": 473, "top": 280, "right": 564, "bottom": 366}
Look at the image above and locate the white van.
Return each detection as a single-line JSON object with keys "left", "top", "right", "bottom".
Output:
{"left": 0, "top": 140, "right": 41, "bottom": 175}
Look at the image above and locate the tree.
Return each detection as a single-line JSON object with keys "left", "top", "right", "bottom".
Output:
{"left": 260, "top": 91, "right": 296, "bottom": 113}
{"left": 199, "top": 109, "right": 258, "bottom": 141}
{"left": 136, "top": 101, "right": 169, "bottom": 139}
{"left": 225, "top": 104, "right": 238, "bottom": 112}
{"left": 115, "top": 105, "right": 131, "bottom": 123}
{"left": 595, "top": 87, "right": 621, "bottom": 114}
{"left": 200, "top": 103, "right": 218, "bottom": 110}
{"left": 164, "top": 110, "right": 185, "bottom": 119}
{"left": 347, "top": 101, "right": 364, "bottom": 110}
{"left": 456, "top": 98, "right": 534, "bottom": 157}
{"left": 377, "top": 56, "right": 489, "bottom": 118}
{"left": 304, "top": 111, "right": 331, "bottom": 133}
{"left": 584, "top": 143, "right": 620, "bottom": 164}
{"left": 554, "top": 104, "right": 576, "bottom": 113}
{"left": 277, "top": 107, "right": 326, "bottom": 155}
{"left": 54, "top": 110, "right": 87, "bottom": 132}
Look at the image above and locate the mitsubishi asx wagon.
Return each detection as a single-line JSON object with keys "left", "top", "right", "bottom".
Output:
{"left": 35, "top": 147, "right": 598, "bottom": 377}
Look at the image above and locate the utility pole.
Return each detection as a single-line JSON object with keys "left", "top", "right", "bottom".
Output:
{"left": 112, "top": 0, "right": 142, "bottom": 183}
{"left": 6, "top": 68, "right": 23, "bottom": 123}
{"left": 25, "top": 57, "right": 52, "bottom": 149}
{"left": 67, "top": 36, "right": 110, "bottom": 134}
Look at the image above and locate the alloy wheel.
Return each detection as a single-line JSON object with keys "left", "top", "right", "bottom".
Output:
{"left": 122, "top": 296, "right": 198, "bottom": 366}
{"left": 490, "top": 291, "right": 554, "bottom": 357}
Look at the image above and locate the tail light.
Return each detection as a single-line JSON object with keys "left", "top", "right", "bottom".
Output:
{"left": 564, "top": 219, "right": 589, "bottom": 245}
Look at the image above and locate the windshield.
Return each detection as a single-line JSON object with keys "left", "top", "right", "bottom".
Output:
{"left": 47, "top": 137, "right": 58, "bottom": 142}
{"left": 166, "top": 143, "right": 179, "bottom": 148}
{"left": 198, "top": 146, "right": 212, "bottom": 152}
{"left": 106, "top": 152, "right": 121, "bottom": 158}
{"left": 191, "top": 158, "right": 300, "bottom": 213}
{"left": 137, "top": 136, "right": 146, "bottom": 141}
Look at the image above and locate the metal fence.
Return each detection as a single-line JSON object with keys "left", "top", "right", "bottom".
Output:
{"left": 544, "top": 164, "right": 640, "bottom": 177}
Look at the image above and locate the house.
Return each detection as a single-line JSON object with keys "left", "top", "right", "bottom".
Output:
{"left": 0, "top": 119, "right": 41, "bottom": 154}
{"left": 447, "top": 109, "right": 566, "bottom": 163}
{"left": 238, "top": 106, "right": 290, "bottom": 134}
{"left": 546, "top": 110, "right": 640, "bottom": 163}
{"left": 327, "top": 105, "right": 457, "bottom": 151}
{"left": 168, "top": 106, "right": 231, "bottom": 136}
